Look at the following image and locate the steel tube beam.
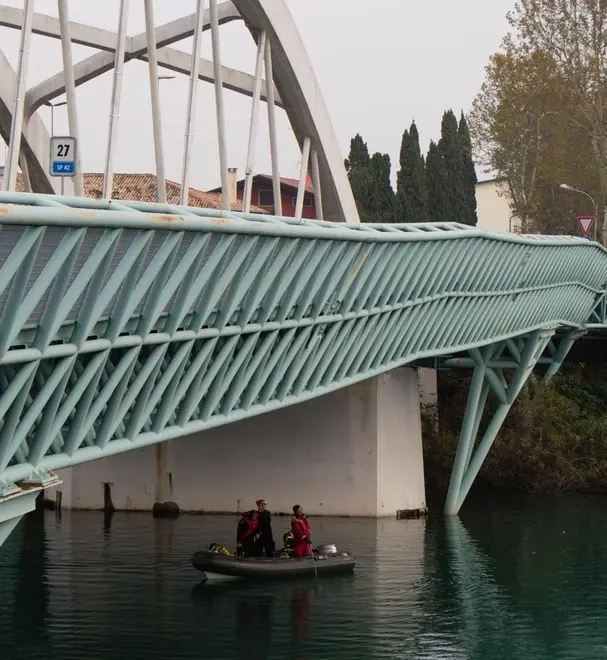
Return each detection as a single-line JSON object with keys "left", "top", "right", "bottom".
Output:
{"left": 102, "top": 0, "right": 129, "bottom": 200}
{"left": 242, "top": 29, "right": 267, "bottom": 213}
{"left": 57, "top": 0, "right": 83, "bottom": 196}
{"left": 444, "top": 361, "right": 486, "bottom": 515}
{"left": 295, "top": 136, "right": 311, "bottom": 220}
{"left": 209, "top": 0, "right": 230, "bottom": 211}
{"left": 311, "top": 148, "right": 323, "bottom": 220}
{"left": 264, "top": 39, "right": 282, "bottom": 216}
{"left": 144, "top": 0, "right": 167, "bottom": 203}
{"left": 180, "top": 0, "right": 205, "bottom": 206}
{"left": 4, "top": 0, "right": 34, "bottom": 191}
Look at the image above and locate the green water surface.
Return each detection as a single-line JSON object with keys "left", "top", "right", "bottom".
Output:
{"left": 1, "top": 491, "right": 606, "bottom": 659}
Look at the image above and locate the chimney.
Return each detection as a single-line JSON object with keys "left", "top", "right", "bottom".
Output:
{"left": 227, "top": 167, "right": 238, "bottom": 209}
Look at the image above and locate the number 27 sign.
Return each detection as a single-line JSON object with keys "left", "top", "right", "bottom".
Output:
{"left": 49, "top": 136, "right": 77, "bottom": 176}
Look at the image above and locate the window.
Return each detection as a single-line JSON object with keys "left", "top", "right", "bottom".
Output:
{"left": 292, "top": 192, "right": 314, "bottom": 207}
{"left": 258, "top": 189, "right": 274, "bottom": 207}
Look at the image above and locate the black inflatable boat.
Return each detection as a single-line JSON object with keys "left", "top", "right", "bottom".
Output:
{"left": 191, "top": 543, "right": 356, "bottom": 581}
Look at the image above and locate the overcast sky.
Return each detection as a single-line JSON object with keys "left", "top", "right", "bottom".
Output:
{"left": 0, "top": 0, "right": 514, "bottom": 189}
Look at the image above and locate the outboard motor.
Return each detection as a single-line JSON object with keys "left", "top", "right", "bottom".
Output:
{"left": 316, "top": 543, "right": 338, "bottom": 555}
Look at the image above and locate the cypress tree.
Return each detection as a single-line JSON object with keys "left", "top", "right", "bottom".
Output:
{"left": 426, "top": 140, "right": 450, "bottom": 223}
{"left": 345, "top": 134, "right": 394, "bottom": 222}
{"left": 438, "top": 109, "right": 465, "bottom": 223}
{"left": 396, "top": 121, "right": 427, "bottom": 223}
{"left": 369, "top": 152, "right": 395, "bottom": 223}
{"left": 458, "top": 111, "right": 478, "bottom": 226}
{"left": 345, "top": 134, "right": 373, "bottom": 222}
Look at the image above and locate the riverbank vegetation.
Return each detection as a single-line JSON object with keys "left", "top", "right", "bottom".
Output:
{"left": 422, "top": 363, "right": 607, "bottom": 495}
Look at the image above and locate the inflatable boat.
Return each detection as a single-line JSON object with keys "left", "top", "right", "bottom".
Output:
{"left": 191, "top": 543, "right": 356, "bottom": 581}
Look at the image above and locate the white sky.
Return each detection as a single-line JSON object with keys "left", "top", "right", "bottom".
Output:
{"left": 0, "top": 0, "right": 514, "bottom": 188}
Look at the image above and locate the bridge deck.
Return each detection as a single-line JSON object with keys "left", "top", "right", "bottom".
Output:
{"left": 0, "top": 193, "right": 606, "bottom": 486}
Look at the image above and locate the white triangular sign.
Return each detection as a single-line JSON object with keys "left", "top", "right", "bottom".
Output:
{"left": 577, "top": 216, "right": 594, "bottom": 236}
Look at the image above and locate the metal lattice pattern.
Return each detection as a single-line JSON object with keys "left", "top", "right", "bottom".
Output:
{"left": 0, "top": 196, "right": 606, "bottom": 483}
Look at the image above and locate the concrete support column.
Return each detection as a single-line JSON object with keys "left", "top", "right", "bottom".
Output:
{"left": 372, "top": 368, "right": 426, "bottom": 517}
{"left": 417, "top": 367, "right": 438, "bottom": 408}
{"left": 57, "top": 367, "right": 427, "bottom": 517}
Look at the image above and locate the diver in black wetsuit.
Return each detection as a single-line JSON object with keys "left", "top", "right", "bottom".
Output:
{"left": 255, "top": 498, "right": 276, "bottom": 557}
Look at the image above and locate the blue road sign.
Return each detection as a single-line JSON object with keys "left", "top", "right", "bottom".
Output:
{"left": 52, "top": 161, "right": 75, "bottom": 175}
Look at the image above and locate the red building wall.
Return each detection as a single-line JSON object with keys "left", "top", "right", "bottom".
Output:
{"left": 235, "top": 180, "right": 317, "bottom": 219}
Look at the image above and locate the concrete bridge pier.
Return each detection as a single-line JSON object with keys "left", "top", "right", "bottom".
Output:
{"left": 56, "top": 367, "right": 427, "bottom": 518}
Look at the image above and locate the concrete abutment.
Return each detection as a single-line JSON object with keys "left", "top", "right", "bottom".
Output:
{"left": 56, "top": 367, "right": 427, "bottom": 518}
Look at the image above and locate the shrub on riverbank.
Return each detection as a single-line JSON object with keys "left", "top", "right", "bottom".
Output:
{"left": 422, "top": 363, "right": 607, "bottom": 494}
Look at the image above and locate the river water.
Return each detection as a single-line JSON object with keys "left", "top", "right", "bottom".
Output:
{"left": 1, "top": 491, "right": 607, "bottom": 659}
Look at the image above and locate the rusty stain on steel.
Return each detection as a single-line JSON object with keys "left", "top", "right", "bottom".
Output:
{"left": 150, "top": 214, "right": 184, "bottom": 223}
{"left": 211, "top": 216, "right": 230, "bottom": 225}
{"left": 349, "top": 252, "right": 366, "bottom": 279}
{"left": 0, "top": 206, "right": 9, "bottom": 214}
{"left": 75, "top": 209, "right": 97, "bottom": 217}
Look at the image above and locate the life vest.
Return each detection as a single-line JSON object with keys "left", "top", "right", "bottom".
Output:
{"left": 237, "top": 513, "right": 259, "bottom": 541}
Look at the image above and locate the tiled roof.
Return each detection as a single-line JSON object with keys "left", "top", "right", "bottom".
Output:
{"left": 3, "top": 172, "right": 265, "bottom": 212}
{"left": 276, "top": 175, "right": 315, "bottom": 194}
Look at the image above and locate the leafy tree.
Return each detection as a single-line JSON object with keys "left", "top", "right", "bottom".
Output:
{"left": 473, "top": 0, "right": 607, "bottom": 237}
{"left": 396, "top": 121, "right": 427, "bottom": 223}
{"left": 438, "top": 110, "right": 466, "bottom": 224}
{"left": 470, "top": 45, "right": 601, "bottom": 234}
{"left": 469, "top": 51, "right": 554, "bottom": 232}
{"left": 426, "top": 140, "right": 450, "bottom": 223}
{"left": 458, "top": 112, "right": 478, "bottom": 226}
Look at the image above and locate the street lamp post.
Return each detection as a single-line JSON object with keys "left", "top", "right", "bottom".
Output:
{"left": 559, "top": 183, "right": 598, "bottom": 242}
{"left": 46, "top": 100, "right": 68, "bottom": 195}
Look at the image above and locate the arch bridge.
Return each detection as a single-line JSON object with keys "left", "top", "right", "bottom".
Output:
{"left": 0, "top": 0, "right": 605, "bottom": 547}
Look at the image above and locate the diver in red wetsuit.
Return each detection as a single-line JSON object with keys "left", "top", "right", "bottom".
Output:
{"left": 236, "top": 510, "right": 261, "bottom": 557}
{"left": 291, "top": 504, "right": 312, "bottom": 557}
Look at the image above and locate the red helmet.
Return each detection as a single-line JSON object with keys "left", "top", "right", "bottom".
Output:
{"left": 256, "top": 498, "right": 267, "bottom": 506}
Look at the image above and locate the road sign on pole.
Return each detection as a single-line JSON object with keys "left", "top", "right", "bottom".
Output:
{"left": 49, "top": 136, "right": 76, "bottom": 176}
{"left": 577, "top": 215, "right": 595, "bottom": 237}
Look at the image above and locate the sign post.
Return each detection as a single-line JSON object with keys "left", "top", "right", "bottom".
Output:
{"left": 49, "top": 136, "right": 77, "bottom": 196}
{"left": 577, "top": 215, "right": 595, "bottom": 238}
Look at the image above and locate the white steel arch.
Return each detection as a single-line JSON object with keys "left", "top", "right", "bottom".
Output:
{"left": 0, "top": 0, "right": 359, "bottom": 223}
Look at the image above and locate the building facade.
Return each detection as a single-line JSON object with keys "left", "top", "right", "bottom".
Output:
{"left": 475, "top": 177, "right": 520, "bottom": 233}
{"left": 210, "top": 170, "right": 317, "bottom": 219}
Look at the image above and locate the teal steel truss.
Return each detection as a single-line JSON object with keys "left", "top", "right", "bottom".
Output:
{"left": 0, "top": 193, "right": 606, "bottom": 521}
{"left": 440, "top": 329, "right": 584, "bottom": 514}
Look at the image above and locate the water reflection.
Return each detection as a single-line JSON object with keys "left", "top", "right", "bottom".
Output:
{"left": 3, "top": 494, "right": 607, "bottom": 659}
{"left": 454, "top": 494, "right": 607, "bottom": 660}
{"left": 3, "top": 510, "right": 53, "bottom": 658}
{"left": 103, "top": 509, "right": 113, "bottom": 536}
{"left": 444, "top": 516, "right": 524, "bottom": 658}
